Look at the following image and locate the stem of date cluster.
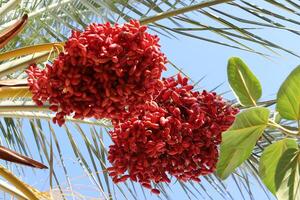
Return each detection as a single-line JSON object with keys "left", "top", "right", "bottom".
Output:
{"left": 235, "top": 99, "right": 277, "bottom": 109}
{"left": 268, "top": 120, "right": 299, "bottom": 137}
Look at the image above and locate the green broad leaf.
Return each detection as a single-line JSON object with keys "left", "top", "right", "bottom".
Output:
{"left": 216, "top": 107, "right": 270, "bottom": 180}
{"left": 277, "top": 66, "right": 300, "bottom": 120}
{"left": 259, "top": 138, "right": 298, "bottom": 195}
{"left": 275, "top": 148, "right": 300, "bottom": 200}
{"left": 227, "top": 57, "right": 262, "bottom": 106}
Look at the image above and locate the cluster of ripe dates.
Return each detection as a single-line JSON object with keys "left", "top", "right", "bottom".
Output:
{"left": 27, "top": 20, "right": 238, "bottom": 194}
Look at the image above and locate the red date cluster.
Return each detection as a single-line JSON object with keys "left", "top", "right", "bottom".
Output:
{"left": 26, "top": 20, "right": 238, "bottom": 195}
{"left": 26, "top": 20, "right": 166, "bottom": 125}
{"left": 107, "top": 74, "right": 238, "bottom": 194}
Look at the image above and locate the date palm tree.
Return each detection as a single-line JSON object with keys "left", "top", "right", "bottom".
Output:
{"left": 0, "top": 0, "right": 299, "bottom": 199}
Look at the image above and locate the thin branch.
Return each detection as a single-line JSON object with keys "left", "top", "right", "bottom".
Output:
{"left": 267, "top": 119, "right": 299, "bottom": 137}
{"left": 140, "top": 0, "right": 233, "bottom": 25}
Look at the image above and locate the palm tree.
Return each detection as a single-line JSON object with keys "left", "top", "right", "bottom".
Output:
{"left": 0, "top": 0, "right": 299, "bottom": 199}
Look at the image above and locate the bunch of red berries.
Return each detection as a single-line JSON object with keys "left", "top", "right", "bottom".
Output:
{"left": 26, "top": 20, "right": 238, "bottom": 195}
{"left": 26, "top": 20, "right": 166, "bottom": 125}
{"left": 107, "top": 74, "right": 238, "bottom": 194}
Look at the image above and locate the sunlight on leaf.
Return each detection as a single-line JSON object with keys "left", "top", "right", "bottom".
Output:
{"left": 259, "top": 138, "right": 298, "bottom": 195}
{"left": 275, "top": 148, "right": 300, "bottom": 200}
{"left": 217, "top": 107, "right": 270, "bottom": 179}
{"left": 227, "top": 57, "right": 262, "bottom": 106}
{"left": 277, "top": 65, "right": 300, "bottom": 120}
{"left": 0, "top": 42, "right": 63, "bottom": 61}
